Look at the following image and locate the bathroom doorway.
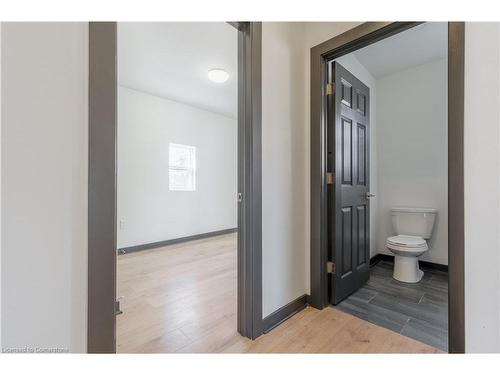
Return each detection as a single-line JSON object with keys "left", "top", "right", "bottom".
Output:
{"left": 310, "top": 22, "right": 464, "bottom": 353}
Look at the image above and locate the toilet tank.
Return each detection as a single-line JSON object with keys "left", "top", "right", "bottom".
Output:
{"left": 391, "top": 207, "right": 437, "bottom": 239}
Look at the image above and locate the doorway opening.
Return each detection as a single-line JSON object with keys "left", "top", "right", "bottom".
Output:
{"left": 88, "top": 22, "right": 263, "bottom": 353}
{"left": 116, "top": 22, "right": 239, "bottom": 352}
{"left": 310, "top": 22, "right": 464, "bottom": 353}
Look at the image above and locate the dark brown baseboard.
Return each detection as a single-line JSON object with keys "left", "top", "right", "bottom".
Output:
{"left": 262, "top": 294, "right": 309, "bottom": 334}
{"left": 370, "top": 253, "right": 448, "bottom": 272}
{"left": 118, "top": 228, "right": 238, "bottom": 254}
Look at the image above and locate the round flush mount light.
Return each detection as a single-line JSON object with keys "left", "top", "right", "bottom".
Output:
{"left": 208, "top": 69, "right": 229, "bottom": 83}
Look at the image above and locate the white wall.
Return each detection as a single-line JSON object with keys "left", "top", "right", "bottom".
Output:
{"left": 117, "top": 86, "right": 237, "bottom": 249}
{"left": 375, "top": 59, "right": 448, "bottom": 265}
{"left": 335, "top": 53, "right": 379, "bottom": 258}
{"left": 1, "top": 23, "right": 88, "bottom": 352}
{"left": 261, "top": 23, "right": 308, "bottom": 317}
{"left": 464, "top": 22, "right": 500, "bottom": 353}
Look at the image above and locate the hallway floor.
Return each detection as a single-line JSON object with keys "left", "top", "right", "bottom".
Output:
{"left": 117, "top": 234, "right": 440, "bottom": 353}
{"left": 336, "top": 260, "right": 448, "bottom": 351}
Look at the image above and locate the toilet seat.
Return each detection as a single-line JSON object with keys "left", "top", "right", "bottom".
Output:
{"left": 387, "top": 235, "right": 426, "bottom": 247}
{"left": 386, "top": 235, "right": 428, "bottom": 253}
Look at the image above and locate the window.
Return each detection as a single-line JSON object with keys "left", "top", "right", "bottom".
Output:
{"left": 169, "top": 143, "right": 196, "bottom": 191}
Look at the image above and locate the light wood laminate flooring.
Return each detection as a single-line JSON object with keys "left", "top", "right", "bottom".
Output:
{"left": 117, "top": 233, "right": 440, "bottom": 353}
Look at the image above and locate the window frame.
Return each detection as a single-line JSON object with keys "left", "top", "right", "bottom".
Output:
{"left": 168, "top": 143, "right": 197, "bottom": 192}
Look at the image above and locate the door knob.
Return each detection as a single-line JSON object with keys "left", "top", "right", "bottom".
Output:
{"left": 366, "top": 192, "right": 376, "bottom": 199}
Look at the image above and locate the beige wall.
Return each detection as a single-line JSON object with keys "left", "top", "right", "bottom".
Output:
{"left": 464, "top": 22, "right": 500, "bottom": 353}
{"left": 261, "top": 23, "right": 363, "bottom": 317}
{"left": 261, "top": 23, "right": 308, "bottom": 317}
{"left": 1, "top": 22, "right": 88, "bottom": 352}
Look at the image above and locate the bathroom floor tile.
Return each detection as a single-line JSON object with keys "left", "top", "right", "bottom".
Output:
{"left": 335, "top": 297, "right": 409, "bottom": 333}
{"left": 335, "top": 260, "right": 448, "bottom": 351}
{"left": 401, "top": 317, "right": 448, "bottom": 352}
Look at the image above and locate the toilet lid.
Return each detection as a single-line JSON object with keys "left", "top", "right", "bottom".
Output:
{"left": 387, "top": 235, "right": 426, "bottom": 248}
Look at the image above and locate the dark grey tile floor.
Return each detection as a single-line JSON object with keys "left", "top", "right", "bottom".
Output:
{"left": 335, "top": 260, "right": 448, "bottom": 351}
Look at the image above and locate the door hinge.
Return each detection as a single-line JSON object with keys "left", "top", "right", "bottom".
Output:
{"left": 326, "top": 172, "right": 334, "bottom": 185}
{"left": 115, "top": 297, "right": 123, "bottom": 316}
{"left": 327, "top": 261, "right": 336, "bottom": 274}
{"left": 326, "top": 82, "right": 335, "bottom": 96}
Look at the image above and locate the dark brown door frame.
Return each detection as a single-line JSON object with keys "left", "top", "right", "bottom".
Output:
{"left": 88, "top": 21, "right": 263, "bottom": 353}
{"left": 88, "top": 22, "right": 117, "bottom": 353}
{"left": 310, "top": 22, "right": 465, "bottom": 353}
{"left": 234, "top": 21, "right": 264, "bottom": 340}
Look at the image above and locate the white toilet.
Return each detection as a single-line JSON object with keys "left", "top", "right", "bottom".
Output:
{"left": 386, "top": 207, "right": 437, "bottom": 283}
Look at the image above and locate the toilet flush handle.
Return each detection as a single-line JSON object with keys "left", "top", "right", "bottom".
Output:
{"left": 366, "top": 192, "right": 376, "bottom": 199}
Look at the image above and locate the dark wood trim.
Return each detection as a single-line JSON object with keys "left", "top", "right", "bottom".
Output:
{"left": 370, "top": 254, "right": 449, "bottom": 273}
{"left": 228, "top": 22, "right": 246, "bottom": 31}
{"left": 117, "top": 228, "right": 238, "bottom": 254}
{"left": 421, "top": 260, "right": 448, "bottom": 273}
{"left": 235, "top": 22, "right": 263, "bottom": 340}
{"left": 369, "top": 253, "right": 388, "bottom": 267}
{"left": 262, "top": 295, "right": 309, "bottom": 334}
{"left": 313, "top": 22, "right": 421, "bottom": 62}
{"left": 447, "top": 22, "right": 465, "bottom": 354}
{"left": 310, "top": 22, "right": 465, "bottom": 353}
{"left": 88, "top": 22, "right": 117, "bottom": 354}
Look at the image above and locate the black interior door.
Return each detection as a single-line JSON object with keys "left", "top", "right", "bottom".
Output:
{"left": 329, "top": 61, "right": 371, "bottom": 304}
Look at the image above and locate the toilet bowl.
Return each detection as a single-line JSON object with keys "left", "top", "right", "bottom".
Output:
{"left": 386, "top": 235, "right": 428, "bottom": 282}
{"left": 386, "top": 207, "right": 437, "bottom": 283}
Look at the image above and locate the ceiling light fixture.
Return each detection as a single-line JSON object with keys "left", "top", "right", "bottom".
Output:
{"left": 208, "top": 69, "right": 229, "bottom": 83}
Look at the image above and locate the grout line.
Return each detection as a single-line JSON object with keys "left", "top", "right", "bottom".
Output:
{"left": 418, "top": 293, "right": 425, "bottom": 304}
{"left": 399, "top": 317, "right": 411, "bottom": 334}
{"left": 367, "top": 292, "right": 378, "bottom": 303}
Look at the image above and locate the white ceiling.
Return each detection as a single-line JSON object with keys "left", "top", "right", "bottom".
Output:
{"left": 353, "top": 22, "right": 448, "bottom": 78}
{"left": 118, "top": 22, "right": 237, "bottom": 118}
